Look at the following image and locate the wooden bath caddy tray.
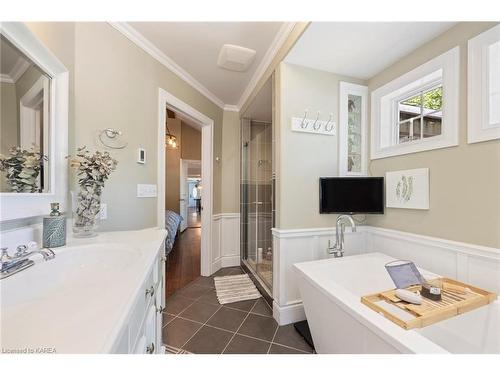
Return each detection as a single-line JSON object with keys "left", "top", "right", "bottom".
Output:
{"left": 361, "top": 278, "right": 497, "bottom": 330}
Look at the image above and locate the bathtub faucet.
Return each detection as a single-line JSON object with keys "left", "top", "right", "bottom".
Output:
{"left": 327, "top": 215, "right": 356, "bottom": 258}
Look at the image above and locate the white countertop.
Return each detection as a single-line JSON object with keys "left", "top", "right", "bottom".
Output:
{"left": 0, "top": 227, "right": 167, "bottom": 354}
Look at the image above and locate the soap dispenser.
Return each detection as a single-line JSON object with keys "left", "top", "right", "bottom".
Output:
{"left": 42, "top": 202, "right": 66, "bottom": 248}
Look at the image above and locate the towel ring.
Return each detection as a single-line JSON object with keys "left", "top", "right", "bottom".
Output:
{"left": 99, "top": 128, "right": 128, "bottom": 149}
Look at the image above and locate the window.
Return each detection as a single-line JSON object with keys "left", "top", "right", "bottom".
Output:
{"left": 397, "top": 85, "right": 443, "bottom": 144}
{"left": 468, "top": 24, "right": 500, "bottom": 143}
{"left": 371, "top": 47, "right": 459, "bottom": 159}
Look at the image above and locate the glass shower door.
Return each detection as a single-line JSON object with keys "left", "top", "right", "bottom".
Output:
{"left": 241, "top": 119, "right": 273, "bottom": 291}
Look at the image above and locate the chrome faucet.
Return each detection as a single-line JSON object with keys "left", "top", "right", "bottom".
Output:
{"left": 327, "top": 215, "right": 357, "bottom": 258}
{"left": 0, "top": 242, "right": 55, "bottom": 279}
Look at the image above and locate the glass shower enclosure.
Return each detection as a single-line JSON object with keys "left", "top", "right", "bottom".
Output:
{"left": 240, "top": 118, "right": 275, "bottom": 292}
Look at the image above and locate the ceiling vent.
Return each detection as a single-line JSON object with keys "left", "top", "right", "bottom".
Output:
{"left": 217, "top": 44, "right": 256, "bottom": 72}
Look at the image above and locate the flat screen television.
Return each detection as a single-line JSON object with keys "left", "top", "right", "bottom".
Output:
{"left": 319, "top": 177, "right": 384, "bottom": 214}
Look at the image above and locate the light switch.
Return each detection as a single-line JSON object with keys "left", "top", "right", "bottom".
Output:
{"left": 137, "top": 184, "right": 157, "bottom": 198}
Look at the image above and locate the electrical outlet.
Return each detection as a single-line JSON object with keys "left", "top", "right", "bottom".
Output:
{"left": 100, "top": 204, "right": 107, "bottom": 220}
{"left": 137, "top": 184, "right": 157, "bottom": 198}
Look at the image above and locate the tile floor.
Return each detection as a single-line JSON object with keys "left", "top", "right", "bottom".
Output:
{"left": 163, "top": 266, "right": 314, "bottom": 354}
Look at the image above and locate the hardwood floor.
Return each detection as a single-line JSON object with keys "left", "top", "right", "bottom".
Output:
{"left": 166, "top": 227, "right": 201, "bottom": 297}
{"left": 187, "top": 207, "right": 201, "bottom": 228}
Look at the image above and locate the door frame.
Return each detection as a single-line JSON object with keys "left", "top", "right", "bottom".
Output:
{"left": 157, "top": 88, "right": 214, "bottom": 277}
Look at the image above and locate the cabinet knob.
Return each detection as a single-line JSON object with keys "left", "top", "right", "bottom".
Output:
{"left": 146, "top": 342, "right": 155, "bottom": 354}
{"left": 145, "top": 285, "right": 155, "bottom": 297}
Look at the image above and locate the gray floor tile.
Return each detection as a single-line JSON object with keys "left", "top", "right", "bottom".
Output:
{"left": 162, "top": 313, "right": 176, "bottom": 326}
{"left": 269, "top": 343, "right": 307, "bottom": 354}
{"left": 224, "top": 299, "right": 257, "bottom": 312}
{"left": 237, "top": 313, "right": 277, "bottom": 342}
{"left": 179, "top": 300, "right": 220, "bottom": 323}
{"left": 165, "top": 294, "right": 196, "bottom": 315}
{"left": 190, "top": 276, "right": 215, "bottom": 288}
{"left": 177, "top": 283, "right": 212, "bottom": 299}
{"left": 223, "top": 334, "right": 271, "bottom": 354}
{"left": 197, "top": 288, "right": 220, "bottom": 306}
{"left": 273, "top": 324, "right": 313, "bottom": 352}
{"left": 182, "top": 326, "right": 233, "bottom": 354}
{"left": 250, "top": 298, "right": 273, "bottom": 317}
{"left": 213, "top": 267, "right": 244, "bottom": 277}
{"left": 206, "top": 306, "right": 247, "bottom": 332}
{"left": 163, "top": 318, "right": 202, "bottom": 348}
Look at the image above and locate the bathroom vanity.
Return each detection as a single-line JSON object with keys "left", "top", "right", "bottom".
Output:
{"left": 0, "top": 228, "right": 167, "bottom": 354}
{"left": 294, "top": 252, "right": 500, "bottom": 354}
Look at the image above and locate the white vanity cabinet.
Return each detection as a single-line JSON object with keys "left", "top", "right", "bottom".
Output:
{"left": 111, "top": 251, "right": 166, "bottom": 354}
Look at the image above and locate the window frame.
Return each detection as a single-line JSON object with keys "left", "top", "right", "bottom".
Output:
{"left": 370, "top": 47, "right": 459, "bottom": 160}
{"left": 467, "top": 24, "right": 500, "bottom": 144}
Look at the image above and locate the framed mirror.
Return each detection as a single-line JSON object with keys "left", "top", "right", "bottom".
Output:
{"left": 0, "top": 22, "right": 68, "bottom": 221}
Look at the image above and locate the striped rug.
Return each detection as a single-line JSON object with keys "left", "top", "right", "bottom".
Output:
{"left": 214, "top": 274, "right": 261, "bottom": 304}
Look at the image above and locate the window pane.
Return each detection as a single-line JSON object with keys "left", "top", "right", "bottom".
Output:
{"left": 347, "top": 94, "right": 362, "bottom": 172}
{"left": 423, "top": 115, "right": 442, "bottom": 138}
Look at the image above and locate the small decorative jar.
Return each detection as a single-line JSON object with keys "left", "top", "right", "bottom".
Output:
{"left": 42, "top": 202, "right": 67, "bottom": 247}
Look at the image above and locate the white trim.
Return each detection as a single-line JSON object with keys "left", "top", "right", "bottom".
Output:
{"left": 223, "top": 105, "right": 239, "bottom": 112}
{"left": 110, "top": 22, "right": 225, "bottom": 109}
{"left": 467, "top": 24, "right": 500, "bottom": 144}
{"left": 158, "top": 88, "right": 214, "bottom": 276}
{"left": 211, "top": 213, "right": 241, "bottom": 273}
{"left": 237, "top": 22, "right": 295, "bottom": 110}
{"left": 0, "top": 22, "right": 68, "bottom": 222}
{"left": 338, "top": 82, "right": 368, "bottom": 176}
{"left": 273, "top": 300, "right": 306, "bottom": 326}
{"left": 370, "top": 47, "right": 460, "bottom": 160}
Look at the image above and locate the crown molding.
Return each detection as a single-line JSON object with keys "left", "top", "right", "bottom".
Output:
{"left": 109, "top": 22, "right": 226, "bottom": 109}
{"left": 223, "top": 105, "right": 239, "bottom": 112}
{"left": 9, "top": 57, "right": 31, "bottom": 82}
{"left": 0, "top": 73, "right": 14, "bottom": 83}
{"left": 237, "top": 22, "right": 296, "bottom": 110}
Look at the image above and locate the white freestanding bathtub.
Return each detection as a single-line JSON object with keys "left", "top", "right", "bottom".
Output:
{"left": 294, "top": 252, "right": 500, "bottom": 354}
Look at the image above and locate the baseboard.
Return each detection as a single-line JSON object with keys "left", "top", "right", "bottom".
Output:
{"left": 221, "top": 255, "right": 240, "bottom": 268}
{"left": 273, "top": 300, "right": 306, "bottom": 326}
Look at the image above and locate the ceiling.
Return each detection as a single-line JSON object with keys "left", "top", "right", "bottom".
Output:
{"left": 285, "top": 22, "right": 456, "bottom": 80}
{"left": 127, "top": 22, "right": 287, "bottom": 107}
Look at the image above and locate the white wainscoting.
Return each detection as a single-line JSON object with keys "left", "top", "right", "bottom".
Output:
{"left": 272, "top": 226, "right": 500, "bottom": 326}
{"left": 211, "top": 213, "right": 240, "bottom": 274}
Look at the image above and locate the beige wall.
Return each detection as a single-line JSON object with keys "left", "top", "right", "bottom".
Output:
{"left": 277, "top": 62, "right": 365, "bottom": 229}
{"left": 221, "top": 110, "right": 241, "bottom": 213}
{"left": 180, "top": 122, "right": 201, "bottom": 160}
{"left": 165, "top": 118, "right": 181, "bottom": 213}
{"left": 367, "top": 22, "right": 500, "bottom": 248}
{"left": 24, "top": 22, "right": 224, "bottom": 231}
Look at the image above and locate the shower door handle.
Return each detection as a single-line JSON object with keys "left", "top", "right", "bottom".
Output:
{"left": 252, "top": 202, "right": 263, "bottom": 205}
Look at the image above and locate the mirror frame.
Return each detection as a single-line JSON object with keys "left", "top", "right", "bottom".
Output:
{"left": 0, "top": 22, "right": 68, "bottom": 222}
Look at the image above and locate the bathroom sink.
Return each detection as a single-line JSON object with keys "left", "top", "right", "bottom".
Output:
{"left": 1, "top": 244, "right": 141, "bottom": 308}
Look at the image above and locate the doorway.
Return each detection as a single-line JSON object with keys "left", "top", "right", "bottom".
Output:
{"left": 157, "top": 88, "right": 214, "bottom": 292}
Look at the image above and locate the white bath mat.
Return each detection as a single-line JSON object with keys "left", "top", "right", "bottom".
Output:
{"left": 214, "top": 274, "right": 261, "bottom": 304}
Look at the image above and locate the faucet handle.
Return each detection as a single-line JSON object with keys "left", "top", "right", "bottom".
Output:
{"left": 15, "top": 245, "right": 28, "bottom": 256}
{"left": 1, "top": 247, "right": 11, "bottom": 261}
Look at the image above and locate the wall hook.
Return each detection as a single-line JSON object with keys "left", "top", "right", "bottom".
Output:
{"left": 312, "top": 111, "right": 321, "bottom": 130}
{"left": 300, "top": 109, "right": 309, "bottom": 128}
{"left": 325, "top": 113, "right": 335, "bottom": 132}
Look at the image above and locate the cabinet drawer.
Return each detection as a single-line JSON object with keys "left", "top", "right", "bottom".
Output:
{"left": 129, "top": 268, "right": 155, "bottom": 347}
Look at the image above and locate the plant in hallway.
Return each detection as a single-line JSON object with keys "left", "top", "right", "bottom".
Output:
{"left": 70, "top": 146, "right": 117, "bottom": 237}
{"left": 0, "top": 146, "right": 45, "bottom": 193}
